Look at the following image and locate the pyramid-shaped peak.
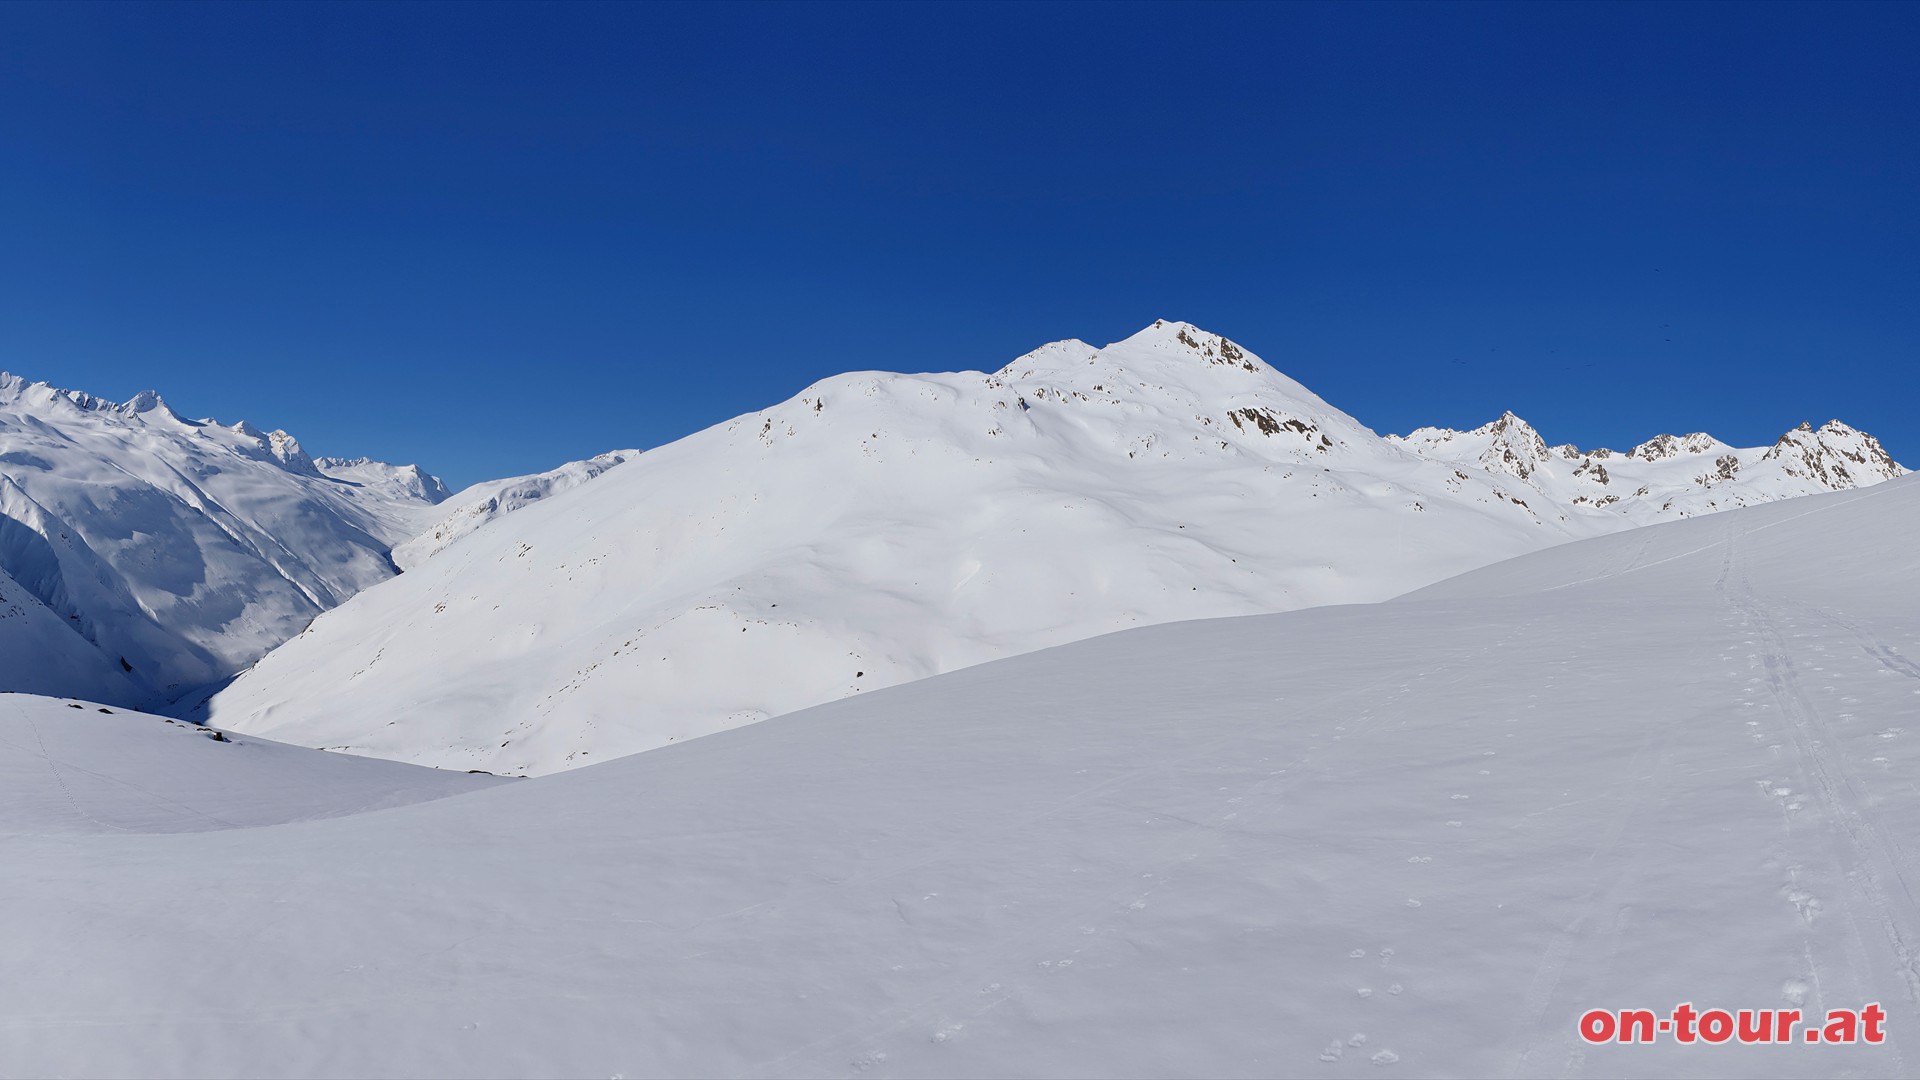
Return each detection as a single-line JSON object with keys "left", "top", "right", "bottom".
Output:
{"left": 1471, "top": 411, "right": 1549, "bottom": 449}
{"left": 265, "top": 430, "right": 321, "bottom": 476}
{"left": 1102, "top": 320, "right": 1269, "bottom": 377}
{"left": 120, "top": 389, "right": 194, "bottom": 425}
{"left": 1462, "top": 411, "right": 1553, "bottom": 480}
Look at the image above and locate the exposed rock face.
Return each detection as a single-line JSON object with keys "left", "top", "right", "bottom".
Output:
{"left": 1761, "top": 420, "right": 1906, "bottom": 490}
{"left": 1391, "top": 408, "right": 1904, "bottom": 523}
{"left": 1630, "top": 432, "right": 1722, "bottom": 462}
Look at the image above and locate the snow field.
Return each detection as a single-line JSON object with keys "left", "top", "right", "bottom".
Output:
{"left": 3, "top": 476, "right": 1916, "bottom": 1077}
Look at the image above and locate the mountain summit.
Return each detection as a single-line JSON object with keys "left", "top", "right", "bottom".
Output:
{"left": 207, "top": 324, "right": 1904, "bottom": 774}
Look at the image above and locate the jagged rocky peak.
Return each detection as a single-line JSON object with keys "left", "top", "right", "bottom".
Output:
{"left": 1629, "top": 434, "right": 1679, "bottom": 461}
{"left": 1762, "top": 419, "right": 1906, "bottom": 489}
{"left": 1477, "top": 410, "right": 1547, "bottom": 446}
{"left": 1385, "top": 411, "right": 1555, "bottom": 479}
{"left": 1472, "top": 411, "right": 1552, "bottom": 480}
{"left": 265, "top": 430, "right": 321, "bottom": 476}
{"left": 0, "top": 372, "right": 106, "bottom": 413}
{"left": 0, "top": 373, "right": 191, "bottom": 425}
{"left": 1629, "top": 431, "right": 1723, "bottom": 461}
{"left": 225, "top": 419, "right": 319, "bottom": 474}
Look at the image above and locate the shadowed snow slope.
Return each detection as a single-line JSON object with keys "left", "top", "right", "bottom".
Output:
{"left": 9, "top": 476, "right": 1919, "bottom": 1077}
{"left": 209, "top": 321, "right": 1905, "bottom": 775}
{"left": 0, "top": 372, "right": 452, "bottom": 702}
{"left": 0, "top": 566, "right": 140, "bottom": 702}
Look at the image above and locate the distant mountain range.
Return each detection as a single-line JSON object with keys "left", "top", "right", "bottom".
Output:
{"left": 0, "top": 371, "right": 457, "bottom": 704}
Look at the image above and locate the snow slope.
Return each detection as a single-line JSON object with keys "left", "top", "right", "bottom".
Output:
{"left": 0, "top": 564, "right": 141, "bottom": 703}
{"left": 209, "top": 322, "right": 1906, "bottom": 774}
{"left": 0, "top": 372, "right": 451, "bottom": 701}
{"left": 8, "top": 475, "right": 1919, "bottom": 1077}
{"left": 390, "top": 448, "right": 639, "bottom": 571}
{"left": 0, "top": 693, "right": 507, "bottom": 836}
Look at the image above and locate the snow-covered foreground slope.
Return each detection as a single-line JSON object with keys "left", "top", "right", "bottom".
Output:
{"left": 9, "top": 476, "right": 1919, "bottom": 1077}
{"left": 0, "top": 372, "right": 451, "bottom": 702}
{"left": 210, "top": 321, "right": 1905, "bottom": 775}
{"left": 0, "top": 693, "right": 507, "bottom": 835}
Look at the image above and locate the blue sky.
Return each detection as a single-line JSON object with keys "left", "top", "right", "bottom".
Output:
{"left": 1, "top": 1, "right": 1914, "bottom": 488}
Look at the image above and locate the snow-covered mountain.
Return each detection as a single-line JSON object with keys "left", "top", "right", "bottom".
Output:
{"left": 9, "top": 475, "right": 1919, "bottom": 1077}
{"left": 1391, "top": 410, "right": 1904, "bottom": 519}
{"left": 390, "top": 449, "right": 638, "bottom": 571}
{"left": 0, "top": 372, "right": 451, "bottom": 703}
{"left": 208, "top": 321, "right": 1904, "bottom": 774}
{"left": 0, "top": 562, "right": 143, "bottom": 702}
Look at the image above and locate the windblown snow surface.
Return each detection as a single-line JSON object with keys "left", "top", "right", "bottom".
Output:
{"left": 207, "top": 321, "right": 1905, "bottom": 775}
{"left": 8, "top": 474, "right": 1918, "bottom": 1077}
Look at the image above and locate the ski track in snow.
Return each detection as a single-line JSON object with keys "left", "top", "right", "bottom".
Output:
{"left": 1725, "top": 576, "right": 1920, "bottom": 1055}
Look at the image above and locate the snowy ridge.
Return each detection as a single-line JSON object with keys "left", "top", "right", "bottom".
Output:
{"left": 1391, "top": 412, "right": 1903, "bottom": 520}
{"left": 9, "top": 476, "right": 1920, "bottom": 1076}
{"left": 392, "top": 449, "right": 639, "bottom": 571}
{"left": 314, "top": 456, "right": 454, "bottom": 506}
{"left": 0, "top": 371, "right": 451, "bottom": 702}
{"left": 209, "top": 321, "right": 1903, "bottom": 775}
